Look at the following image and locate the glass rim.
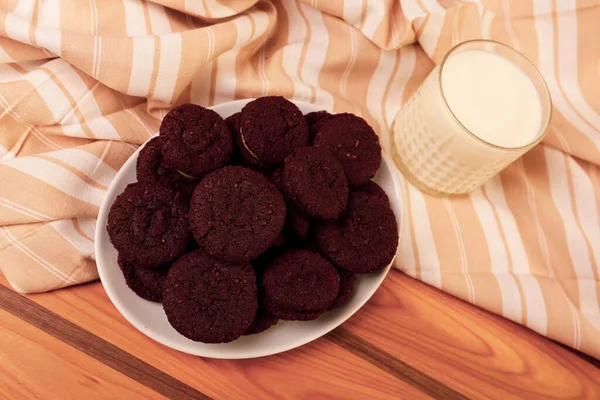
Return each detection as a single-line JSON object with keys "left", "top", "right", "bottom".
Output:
{"left": 437, "top": 39, "right": 553, "bottom": 151}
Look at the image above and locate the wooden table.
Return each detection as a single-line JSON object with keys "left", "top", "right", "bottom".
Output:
{"left": 1, "top": 270, "right": 599, "bottom": 400}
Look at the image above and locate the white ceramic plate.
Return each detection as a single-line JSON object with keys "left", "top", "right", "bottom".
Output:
{"left": 95, "top": 99, "right": 403, "bottom": 359}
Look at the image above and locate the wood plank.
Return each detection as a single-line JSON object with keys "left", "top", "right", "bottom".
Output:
{"left": 5, "top": 269, "right": 598, "bottom": 399}
{"left": 226, "top": 337, "right": 431, "bottom": 400}
{"left": 0, "top": 309, "right": 164, "bottom": 400}
{"left": 341, "top": 272, "right": 600, "bottom": 400}
{"left": 0, "top": 286, "right": 211, "bottom": 400}
{"left": 328, "top": 327, "right": 466, "bottom": 399}
{"left": 0, "top": 276, "right": 427, "bottom": 400}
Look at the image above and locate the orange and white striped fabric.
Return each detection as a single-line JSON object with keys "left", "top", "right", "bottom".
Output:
{"left": 1, "top": 0, "right": 599, "bottom": 358}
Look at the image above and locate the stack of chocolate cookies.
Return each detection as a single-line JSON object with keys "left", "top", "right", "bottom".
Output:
{"left": 107, "top": 96, "right": 399, "bottom": 344}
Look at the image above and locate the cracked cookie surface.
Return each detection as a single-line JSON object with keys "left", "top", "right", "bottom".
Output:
{"left": 283, "top": 147, "right": 348, "bottom": 220}
{"left": 107, "top": 182, "right": 189, "bottom": 268}
{"left": 189, "top": 166, "right": 286, "bottom": 262}
{"left": 136, "top": 136, "right": 198, "bottom": 201}
{"left": 316, "top": 191, "right": 398, "bottom": 273}
{"left": 261, "top": 250, "right": 339, "bottom": 321}
{"left": 160, "top": 103, "right": 233, "bottom": 177}
{"left": 239, "top": 96, "right": 308, "bottom": 167}
{"left": 313, "top": 113, "right": 381, "bottom": 187}
{"left": 163, "top": 250, "right": 257, "bottom": 343}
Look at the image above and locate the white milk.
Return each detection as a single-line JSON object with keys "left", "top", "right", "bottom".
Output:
{"left": 440, "top": 50, "right": 543, "bottom": 148}
{"left": 391, "top": 43, "right": 550, "bottom": 195}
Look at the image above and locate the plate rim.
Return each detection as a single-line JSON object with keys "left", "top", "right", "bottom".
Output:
{"left": 95, "top": 98, "right": 402, "bottom": 359}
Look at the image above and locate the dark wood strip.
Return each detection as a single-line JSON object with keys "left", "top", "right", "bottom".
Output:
{"left": 327, "top": 328, "right": 469, "bottom": 400}
{"left": 556, "top": 341, "right": 600, "bottom": 369}
{"left": 0, "top": 285, "right": 212, "bottom": 400}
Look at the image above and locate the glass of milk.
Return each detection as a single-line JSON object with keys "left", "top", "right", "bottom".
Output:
{"left": 391, "top": 40, "right": 552, "bottom": 195}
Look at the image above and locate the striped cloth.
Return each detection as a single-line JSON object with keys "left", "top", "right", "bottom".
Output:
{"left": 1, "top": 0, "right": 599, "bottom": 359}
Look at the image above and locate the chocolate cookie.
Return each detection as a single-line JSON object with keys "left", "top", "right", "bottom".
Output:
{"left": 305, "top": 111, "right": 332, "bottom": 143}
{"left": 136, "top": 136, "right": 198, "bottom": 201}
{"left": 244, "top": 307, "right": 278, "bottom": 335}
{"left": 159, "top": 103, "right": 233, "bottom": 177}
{"left": 239, "top": 97, "right": 308, "bottom": 167}
{"left": 261, "top": 250, "right": 339, "bottom": 321}
{"left": 135, "top": 263, "right": 169, "bottom": 300}
{"left": 316, "top": 191, "right": 398, "bottom": 273}
{"left": 354, "top": 181, "right": 390, "bottom": 206}
{"left": 189, "top": 166, "right": 286, "bottom": 262}
{"left": 107, "top": 182, "right": 188, "bottom": 268}
{"left": 313, "top": 113, "right": 381, "bottom": 187}
{"left": 162, "top": 250, "right": 257, "bottom": 343}
{"left": 283, "top": 147, "right": 348, "bottom": 220}
{"left": 117, "top": 255, "right": 162, "bottom": 302}
{"left": 329, "top": 270, "right": 356, "bottom": 310}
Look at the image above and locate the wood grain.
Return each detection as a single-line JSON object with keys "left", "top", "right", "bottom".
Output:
{"left": 1, "top": 270, "right": 599, "bottom": 399}
{"left": 228, "top": 336, "right": 429, "bottom": 399}
{"left": 342, "top": 272, "right": 600, "bottom": 399}
{"left": 0, "top": 285, "right": 210, "bottom": 400}
{"left": 0, "top": 309, "right": 163, "bottom": 400}
{"left": 0, "top": 276, "right": 427, "bottom": 400}
{"left": 328, "top": 328, "right": 467, "bottom": 400}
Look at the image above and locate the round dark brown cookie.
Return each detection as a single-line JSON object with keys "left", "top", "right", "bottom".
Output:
{"left": 316, "top": 191, "right": 398, "bottom": 273}
{"left": 261, "top": 249, "right": 339, "bottom": 321}
{"left": 118, "top": 255, "right": 162, "bottom": 302}
{"left": 159, "top": 103, "right": 233, "bottom": 177}
{"left": 354, "top": 180, "right": 390, "bottom": 207}
{"left": 189, "top": 166, "right": 286, "bottom": 262}
{"left": 313, "top": 113, "right": 381, "bottom": 187}
{"left": 283, "top": 147, "right": 348, "bottom": 220}
{"left": 136, "top": 136, "right": 198, "bottom": 201}
{"left": 107, "top": 182, "right": 189, "bottom": 268}
{"left": 243, "top": 307, "right": 278, "bottom": 335}
{"left": 134, "top": 263, "right": 169, "bottom": 300}
{"left": 305, "top": 111, "right": 332, "bottom": 143}
{"left": 162, "top": 250, "right": 257, "bottom": 343}
{"left": 239, "top": 96, "right": 308, "bottom": 167}
{"left": 329, "top": 269, "right": 356, "bottom": 310}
